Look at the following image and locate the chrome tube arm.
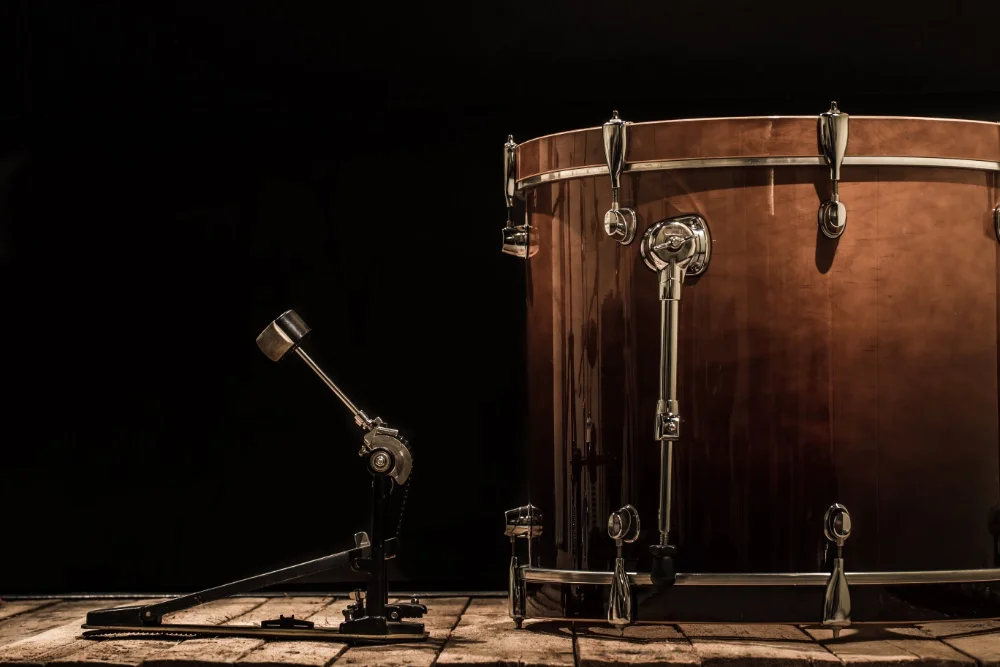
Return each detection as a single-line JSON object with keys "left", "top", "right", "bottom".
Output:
{"left": 640, "top": 216, "right": 712, "bottom": 548}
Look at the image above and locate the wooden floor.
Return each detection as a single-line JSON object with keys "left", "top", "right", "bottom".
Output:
{"left": 1, "top": 596, "right": 1000, "bottom": 666}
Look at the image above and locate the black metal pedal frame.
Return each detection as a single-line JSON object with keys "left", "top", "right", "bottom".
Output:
{"left": 82, "top": 455, "right": 428, "bottom": 644}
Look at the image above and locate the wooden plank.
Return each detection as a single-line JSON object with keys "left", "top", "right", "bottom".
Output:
{"left": 679, "top": 623, "right": 841, "bottom": 666}
{"left": 331, "top": 597, "right": 469, "bottom": 667}
{"left": 50, "top": 597, "right": 270, "bottom": 667}
{"left": 0, "top": 602, "right": 109, "bottom": 650}
{"left": 235, "top": 598, "right": 349, "bottom": 667}
{"left": 804, "top": 626, "right": 973, "bottom": 666}
{"left": 917, "top": 620, "right": 1000, "bottom": 667}
{"left": 0, "top": 602, "right": 55, "bottom": 625}
{"left": 0, "top": 600, "right": 143, "bottom": 666}
{"left": 436, "top": 598, "right": 574, "bottom": 667}
{"left": 574, "top": 623, "right": 701, "bottom": 667}
{"left": 139, "top": 597, "right": 320, "bottom": 667}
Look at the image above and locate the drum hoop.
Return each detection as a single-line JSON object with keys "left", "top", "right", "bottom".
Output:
{"left": 521, "top": 565, "right": 1000, "bottom": 587}
{"left": 516, "top": 156, "right": 1000, "bottom": 193}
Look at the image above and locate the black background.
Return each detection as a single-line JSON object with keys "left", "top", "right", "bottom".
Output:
{"left": 2, "top": 1, "right": 1000, "bottom": 595}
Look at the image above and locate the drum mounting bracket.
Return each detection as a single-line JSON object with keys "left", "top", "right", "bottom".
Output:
{"left": 640, "top": 214, "right": 712, "bottom": 583}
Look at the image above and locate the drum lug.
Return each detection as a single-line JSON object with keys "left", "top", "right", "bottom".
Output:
{"left": 501, "top": 135, "right": 538, "bottom": 258}
{"left": 818, "top": 102, "right": 850, "bottom": 239}
{"left": 507, "top": 551, "right": 525, "bottom": 629}
{"left": 607, "top": 505, "right": 640, "bottom": 628}
{"left": 992, "top": 205, "right": 999, "bottom": 243}
{"left": 504, "top": 505, "right": 543, "bottom": 628}
{"left": 822, "top": 503, "right": 852, "bottom": 637}
{"left": 602, "top": 111, "right": 637, "bottom": 245}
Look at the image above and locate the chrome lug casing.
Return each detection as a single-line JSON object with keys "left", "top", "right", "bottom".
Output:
{"left": 602, "top": 111, "right": 637, "bottom": 245}
{"left": 818, "top": 101, "right": 850, "bottom": 239}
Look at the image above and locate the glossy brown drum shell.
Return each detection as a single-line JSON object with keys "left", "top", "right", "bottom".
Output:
{"left": 520, "top": 116, "right": 1000, "bottom": 577}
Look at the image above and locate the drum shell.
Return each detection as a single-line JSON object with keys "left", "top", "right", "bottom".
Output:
{"left": 522, "top": 164, "right": 1000, "bottom": 576}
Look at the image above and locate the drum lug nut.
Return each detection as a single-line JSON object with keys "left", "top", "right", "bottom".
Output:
{"left": 822, "top": 503, "right": 852, "bottom": 637}
{"left": 607, "top": 505, "right": 641, "bottom": 628}
{"left": 603, "top": 111, "right": 637, "bottom": 245}
{"left": 501, "top": 134, "right": 538, "bottom": 258}
{"left": 504, "top": 505, "right": 541, "bottom": 628}
{"left": 818, "top": 102, "right": 850, "bottom": 239}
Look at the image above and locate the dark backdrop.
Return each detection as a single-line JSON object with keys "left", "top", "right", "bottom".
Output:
{"left": 2, "top": 1, "right": 1000, "bottom": 595}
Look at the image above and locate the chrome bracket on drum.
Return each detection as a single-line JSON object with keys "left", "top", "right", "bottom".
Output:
{"left": 602, "top": 111, "right": 637, "bottom": 245}
{"left": 640, "top": 214, "right": 712, "bottom": 558}
{"left": 501, "top": 134, "right": 537, "bottom": 258}
{"left": 822, "top": 504, "right": 853, "bottom": 638}
{"left": 607, "top": 505, "right": 641, "bottom": 628}
{"left": 504, "top": 505, "right": 542, "bottom": 629}
{"left": 818, "top": 101, "right": 850, "bottom": 239}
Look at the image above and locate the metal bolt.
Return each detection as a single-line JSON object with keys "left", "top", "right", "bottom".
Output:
{"left": 390, "top": 611, "right": 399, "bottom": 620}
{"left": 665, "top": 235, "right": 685, "bottom": 250}
{"left": 371, "top": 451, "right": 391, "bottom": 472}
{"left": 666, "top": 421, "right": 678, "bottom": 433}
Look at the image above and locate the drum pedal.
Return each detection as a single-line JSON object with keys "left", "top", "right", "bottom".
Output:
{"left": 82, "top": 310, "right": 428, "bottom": 645}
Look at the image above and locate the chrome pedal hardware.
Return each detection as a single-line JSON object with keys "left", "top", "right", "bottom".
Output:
{"left": 501, "top": 134, "right": 537, "bottom": 258}
{"left": 822, "top": 503, "right": 852, "bottom": 638}
{"left": 257, "top": 310, "right": 413, "bottom": 485}
{"left": 602, "top": 111, "right": 637, "bottom": 245}
{"left": 504, "top": 505, "right": 542, "bottom": 629}
{"left": 818, "top": 102, "right": 850, "bottom": 239}
{"left": 607, "top": 505, "right": 640, "bottom": 628}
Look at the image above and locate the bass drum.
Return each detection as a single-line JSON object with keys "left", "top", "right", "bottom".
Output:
{"left": 503, "top": 109, "right": 1000, "bottom": 626}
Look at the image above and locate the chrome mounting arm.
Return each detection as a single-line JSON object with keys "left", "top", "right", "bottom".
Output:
{"left": 818, "top": 102, "right": 850, "bottom": 239}
{"left": 602, "top": 111, "right": 637, "bottom": 245}
{"left": 256, "top": 310, "right": 412, "bottom": 486}
{"left": 640, "top": 215, "right": 712, "bottom": 569}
